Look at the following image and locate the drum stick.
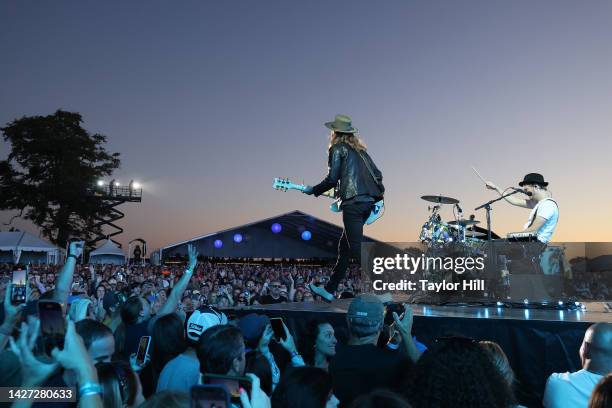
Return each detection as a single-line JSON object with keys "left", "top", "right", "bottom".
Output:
{"left": 471, "top": 166, "right": 488, "bottom": 185}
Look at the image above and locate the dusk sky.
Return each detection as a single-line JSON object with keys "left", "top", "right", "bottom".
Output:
{"left": 2, "top": 1, "right": 612, "bottom": 252}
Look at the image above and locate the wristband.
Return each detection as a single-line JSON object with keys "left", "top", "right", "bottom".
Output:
{"left": 79, "top": 381, "right": 102, "bottom": 397}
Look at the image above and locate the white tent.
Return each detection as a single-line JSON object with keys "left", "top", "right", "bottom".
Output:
{"left": 89, "top": 239, "right": 126, "bottom": 265}
{"left": 0, "top": 231, "right": 60, "bottom": 264}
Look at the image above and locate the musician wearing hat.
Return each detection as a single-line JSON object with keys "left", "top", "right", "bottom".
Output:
{"left": 303, "top": 115, "right": 385, "bottom": 302}
{"left": 486, "top": 173, "right": 558, "bottom": 243}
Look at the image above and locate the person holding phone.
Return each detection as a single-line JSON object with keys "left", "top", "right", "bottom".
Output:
{"left": 121, "top": 243, "right": 199, "bottom": 357}
{"left": 0, "top": 282, "right": 26, "bottom": 350}
{"left": 238, "top": 314, "right": 305, "bottom": 391}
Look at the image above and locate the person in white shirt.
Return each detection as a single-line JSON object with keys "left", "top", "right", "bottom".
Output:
{"left": 486, "top": 173, "right": 558, "bottom": 243}
{"left": 543, "top": 323, "right": 612, "bottom": 408}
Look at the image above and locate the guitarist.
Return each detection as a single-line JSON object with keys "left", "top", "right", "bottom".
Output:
{"left": 303, "top": 114, "right": 384, "bottom": 302}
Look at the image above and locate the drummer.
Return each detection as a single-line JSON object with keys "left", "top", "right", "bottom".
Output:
{"left": 486, "top": 173, "right": 559, "bottom": 244}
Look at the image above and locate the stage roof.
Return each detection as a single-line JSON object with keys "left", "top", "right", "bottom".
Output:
{"left": 160, "top": 210, "right": 379, "bottom": 260}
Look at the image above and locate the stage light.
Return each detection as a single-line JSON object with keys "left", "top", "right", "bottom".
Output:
{"left": 558, "top": 300, "right": 564, "bottom": 306}
{"left": 523, "top": 299, "right": 529, "bottom": 305}
{"left": 97, "top": 180, "right": 104, "bottom": 186}
{"left": 496, "top": 301, "right": 504, "bottom": 307}
{"left": 234, "top": 234, "right": 243, "bottom": 243}
{"left": 271, "top": 223, "right": 282, "bottom": 234}
{"left": 214, "top": 239, "right": 223, "bottom": 249}
{"left": 301, "top": 230, "right": 312, "bottom": 241}
{"left": 114, "top": 181, "right": 120, "bottom": 187}
{"left": 132, "top": 182, "right": 141, "bottom": 189}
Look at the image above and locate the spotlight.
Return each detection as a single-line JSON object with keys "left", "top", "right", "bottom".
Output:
{"left": 523, "top": 299, "right": 529, "bottom": 305}
{"left": 214, "top": 239, "right": 223, "bottom": 249}
{"left": 496, "top": 301, "right": 504, "bottom": 307}
{"left": 114, "top": 182, "right": 120, "bottom": 187}
{"left": 558, "top": 300, "right": 564, "bottom": 306}
{"left": 271, "top": 223, "right": 282, "bottom": 234}
{"left": 132, "top": 182, "right": 141, "bottom": 189}
{"left": 301, "top": 230, "right": 312, "bottom": 241}
{"left": 97, "top": 180, "right": 104, "bottom": 186}
{"left": 233, "top": 234, "right": 243, "bottom": 243}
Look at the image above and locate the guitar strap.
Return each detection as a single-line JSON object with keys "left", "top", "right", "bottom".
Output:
{"left": 356, "top": 149, "right": 384, "bottom": 199}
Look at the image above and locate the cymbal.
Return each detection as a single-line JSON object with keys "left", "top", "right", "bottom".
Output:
{"left": 448, "top": 219, "right": 481, "bottom": 227}
{"left": 465, "top": 230, "right": 488, "bottom": 238}
{"left": 421, "top": 195, "right": 460, "bottom": 205}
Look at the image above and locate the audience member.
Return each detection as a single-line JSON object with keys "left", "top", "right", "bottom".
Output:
{"left": 350, "top": 389, "right": 412, "bottom": 408}
{"left": 544, "top": 323, "right": 612, "bottom": 408}
{"left": 96, "top": 361, "right": 145, "bottom": 408}
{"left": 588, "top": 373, "right": 612, "bottom": 408}
{"left": 329, "top": 295, "right": 418, "bottom": 405}
{"left": 301, "top": 320, "right": 337, "bottom": 370}
{"left": 405, "top": 336, "right": 515, "bottom": 408}
{"left": 271, "top": 366, "right": 339, "bottom": 408}
{"left": 75, "top": 319, "right": 116, "bottom": 364}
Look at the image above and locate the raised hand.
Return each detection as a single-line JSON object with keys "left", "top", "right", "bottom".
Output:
{"left": 9, "top": 319, "right": 58, "bottom": 386}
{"left": 3, "top": 282, "right": 26, "bottom": 327}
{"left": 392, "top": 303, "right": 414, "bottom": 339}
{"left": 186, "top": 243, "right": 199, "bottom": 272}
{"left": 278, "top": 321, "right": 298, "bottom": 355}
{"left": 485, "top": 181, "right": 499, "bottom": 191}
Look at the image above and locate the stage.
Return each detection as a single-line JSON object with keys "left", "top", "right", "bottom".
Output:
{"left": 225, "top": 298, "right": 611, "bottom": 408}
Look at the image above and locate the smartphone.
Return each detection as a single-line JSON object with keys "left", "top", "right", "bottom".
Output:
{"left": 270, "top": 317, "right": 286, "bottom": 341}
{"left": 11, "top": 269, "right": 27, "bottom": 305}
{"left": 190, "top": 384, "right": 231, "bottom": 408}
{"left": 38, "top": 300, "right": 65, "bottom": 355}
{"left": 136, "top": 336, "right": 151, "bottom": 365}
{"left": 384, "top": 303, "right": 405, "bottom": 326}
{"left": 201, "top": 373, "right": 252, "bottom": 404}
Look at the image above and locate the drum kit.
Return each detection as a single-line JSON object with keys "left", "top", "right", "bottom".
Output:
{"left": 418, "top": 194, "right": 496, "bottom": 248}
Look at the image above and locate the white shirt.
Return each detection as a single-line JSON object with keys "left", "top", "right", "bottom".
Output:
{"left": 543, "top": 369, "right": 603, "bottom": 408}
{"left": 524, "top": 198, "right": 558, "bottom": 243}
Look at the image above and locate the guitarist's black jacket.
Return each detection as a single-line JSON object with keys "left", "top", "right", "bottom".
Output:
{"left": 312, "top": 142, "right": 384, "bottom": 203}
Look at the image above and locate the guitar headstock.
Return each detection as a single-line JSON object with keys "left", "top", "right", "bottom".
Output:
{"left": 273, "top": 177, "right": 293, "bottom": 191}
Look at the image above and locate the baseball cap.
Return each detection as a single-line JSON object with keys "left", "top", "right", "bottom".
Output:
{"left": 237, "top": 313, "right": 270, "bottom": 348}
{"left": 186, "top": 306, "right": 228, "bottom": 342}
{"left": 347, "top": 294, "right": 384, "bottom": 336}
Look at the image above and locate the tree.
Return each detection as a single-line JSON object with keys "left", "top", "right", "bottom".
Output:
{"left": 0, "top": 110, "right": 120, "bottom": 248}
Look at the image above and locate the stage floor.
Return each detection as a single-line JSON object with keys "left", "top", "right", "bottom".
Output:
{"left": 230, "top": 296, "right": 611, "bottom": 323}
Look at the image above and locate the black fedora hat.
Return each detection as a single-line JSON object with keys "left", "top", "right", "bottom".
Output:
{"left": 519, "top": 173, "right": 548, "bottom": 187}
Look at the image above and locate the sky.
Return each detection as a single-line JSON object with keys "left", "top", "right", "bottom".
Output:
{"left": 1, "top": 0, "right": 612, "bottom": 253}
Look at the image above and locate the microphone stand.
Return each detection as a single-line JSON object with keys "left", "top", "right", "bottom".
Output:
{"left": 474, "top": 189, "right": 521, "bottom": 299}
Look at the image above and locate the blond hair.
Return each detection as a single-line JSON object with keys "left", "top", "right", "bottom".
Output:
{"left": 329, "top": 131, "right": 367, "bottom": 152}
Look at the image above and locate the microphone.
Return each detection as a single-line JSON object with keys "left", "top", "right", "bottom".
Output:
{"left": 512, "top": 187, "right": 533, "bottom": 197}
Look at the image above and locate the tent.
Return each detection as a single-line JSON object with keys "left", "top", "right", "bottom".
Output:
{"left": 0, "top": 231, "right": 60, "bottom": 264}
{"left": 160, "top": 210, "right": 380, "bottom": 261}
{"left": 89, "top": 239, "right": 126, "bottom": 265}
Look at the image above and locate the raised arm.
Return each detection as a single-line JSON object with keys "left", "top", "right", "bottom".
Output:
{"left": 157, "top": 244, "right": 197, "bottom": 317}
{"left": 53, "top": 241, "right": 84, "bottom": 307}
{"left": 486, "top": 182, "right": 533, "bottom": 208}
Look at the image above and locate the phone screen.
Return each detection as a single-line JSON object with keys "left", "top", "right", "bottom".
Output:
{"left": 191, "top": 385, "right": 231, "bottom": 408}
{"left": 202, "top": 374, "right": 251, "bottom": 403}
{"left": 11, "top": 269, "right": 27, "bottom": 305}
{"left": 270, "top": 317, "right": 286, "bottom": 341}
{"left": 38, "top": 301, "right": 65, "bottom": 354}
{"left": 136, "top": 336, "right": 151, "bottom": 365}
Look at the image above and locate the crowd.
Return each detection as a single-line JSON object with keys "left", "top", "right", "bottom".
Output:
{"left": 0, "top": 242, "right": 610, "bottom": 408}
